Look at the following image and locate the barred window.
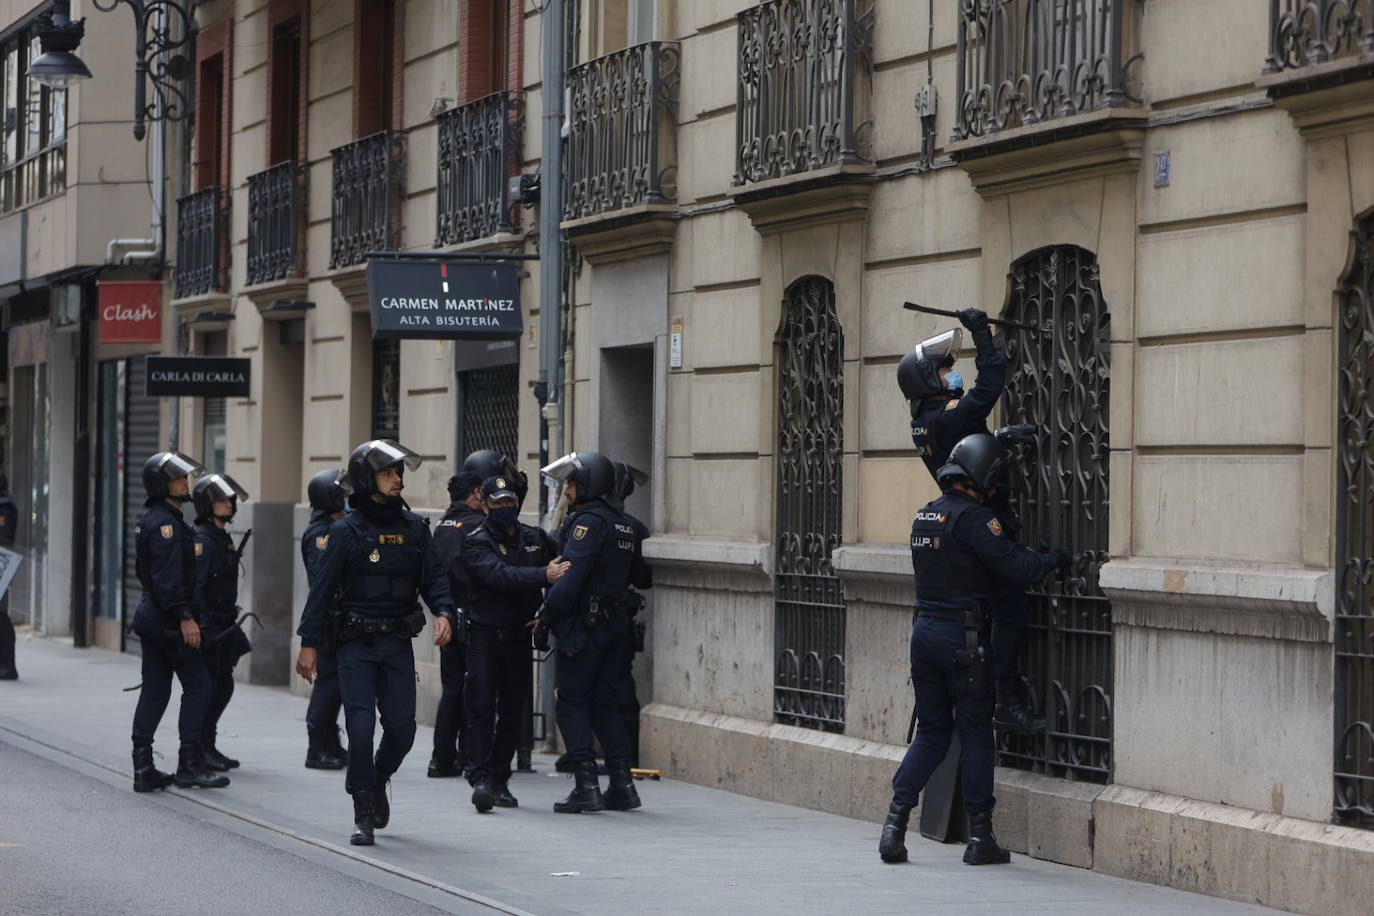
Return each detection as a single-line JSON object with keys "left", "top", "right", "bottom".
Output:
{"left": 0, "top": 25, "right": 67, "bottom": 213}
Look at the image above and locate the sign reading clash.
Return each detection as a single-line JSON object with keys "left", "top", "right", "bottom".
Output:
{"left": 145, "top": 356, "right": 252, "bottom": 398}
{"left": 365, "top": 258, "right": 522, "bottom": 341}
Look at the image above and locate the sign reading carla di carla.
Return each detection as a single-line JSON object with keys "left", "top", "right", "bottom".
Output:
{"left": 366, "top": 258, "right": 522, "bottom": 341}
{"left": 145, "top": 356, "right": 252, "bottom": 398}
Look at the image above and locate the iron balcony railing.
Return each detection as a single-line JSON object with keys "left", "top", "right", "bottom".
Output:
{"left": 564, "top": 41, "right": 681, "bottom": 219}
{"left": 175, "top": 186, "right": 228, "bottom": 299}
{"left": 435, "top": 91, "right": 525, "bottom": 246}
{"left": 330, "top": 130, "right": 405, "bottom": 269}
{"left": 247, "top": 160, "right": 306, "bottom": 285}
{"left": 734, "top": 0, "right": 874, "bottom": 186}
{"left": 1266, "top": 0, "right": 1374, "bottom": 73}
{"left": 954, "top": 0, "right": 1140, "bottom": 141}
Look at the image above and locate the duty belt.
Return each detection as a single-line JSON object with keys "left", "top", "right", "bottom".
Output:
{"left": 338, "top": 609, "right": 424, "bottom": 640}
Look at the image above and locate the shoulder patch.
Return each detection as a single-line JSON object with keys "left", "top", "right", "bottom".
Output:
{"left": 160, "top": 525, "right": 174, "bottom": 539}
{"left": 316, "top": 535, "right": 329, "bottom": 550}
{"left": 572, "top": 524, "right": 589, "bottom": 541}
{"left": 944, "top": 399, "right": 960, "bottom": 411}
{"left": 439, "top": 519, "right": 462, "bottom": 528}
{"left": 194, "top": 542, "right": 203, "bottom": 556}
{"left": 987, "top": 518, "right": 1003, "bottom": 537}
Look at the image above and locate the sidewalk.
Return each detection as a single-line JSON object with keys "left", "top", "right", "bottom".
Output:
{"left": 0, "top": 636, "right": 1284, "bottom": 915}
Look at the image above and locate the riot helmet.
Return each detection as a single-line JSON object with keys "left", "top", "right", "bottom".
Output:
{"left": 463, "top": 449, "right": 518, "bottom": 482}
{"left": 541, "top": 451, "right": 616, "bottom": 503}
{"left": 606, "top": 461, "right": 649, "bottom": 510}
{"left": 896, "top": 328, "right": 963, "bottom": 401}
{"left": 339, "top": 439, "right": 422, "bottom": 497}
{"left": 143, "top": 451, "right": 205, "bottom": 502}
{"left": 307, "top": 468, "right": 346, "bottom": 514}
{"left": 935, "top": 433, "right": 1007, "bottom": 494}
{"left": 193, "top": 473, "right": 250, "bottom": 522}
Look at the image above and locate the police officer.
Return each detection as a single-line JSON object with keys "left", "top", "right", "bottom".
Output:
{"left": 896, "top": 307, "right": 1045, "bottom": 733}
{"left": 606, "top": 462, "right": 652, "bottom": 766}
{"left": 536, "top": 451, "right": 651, "bottom": 813}
{"left": 426, "top": 468, "right": 485, "bottom": 778}
{"left": 295, "top": 440, "right": 455, "bottom": 847}
{"left": 879, "top": 434, "right": 1071, "bottom": 866}
{"left": 0, "top": 472, "right": 19, "bottom": 680}
{"left": 459, "top": 475, "right": 567, "bottom": 811}
{"left": 302, "top": 469, "right": 349, "bottom": 770}
{"left": 130, "top": 451, "right": 230, "bottom": 793}
{"left": 192, "top": 473, "right": 253, "bottom": 772}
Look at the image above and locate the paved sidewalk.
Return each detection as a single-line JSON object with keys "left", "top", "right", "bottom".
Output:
{"left": 0, "top": 636, "right": 1284, "bottom": 915}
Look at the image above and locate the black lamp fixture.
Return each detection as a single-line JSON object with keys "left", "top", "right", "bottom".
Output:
{"left": 26, "top": 1, "right": 92, "bottom": 90}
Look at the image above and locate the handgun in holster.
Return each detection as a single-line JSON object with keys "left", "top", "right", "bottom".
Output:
{"left": 952, "top": 605, "right": 989, "bottom": 700}
{"left": 453, "top": 608, "right": 471, "bottom": 646}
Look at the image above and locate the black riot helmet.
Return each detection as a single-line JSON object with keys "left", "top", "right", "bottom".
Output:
{"left": 340, "top": 439, "right": 422, "bottom": 497}
{"left": 606, "top": 461, "right": 650, "bottom": 511}
{"left": 463, "top": 449, "right": 517, "bottom": 481}
{"left": 307, "top": 468, "right": 346, "bottom": 514}
{"left": 142, "top": 451, "right": 205, "bottom": 502}
{"left": 896, "top": 328, "right": 963, "bottom": 401}
{"left": 541, "top": 451, "right": 616, "bottom": 503}
{"left": 936, "top": 433, "right": 1008, "bottom": 494}
{"left": 193, "top": 473, "right": 250, "bottom": 522}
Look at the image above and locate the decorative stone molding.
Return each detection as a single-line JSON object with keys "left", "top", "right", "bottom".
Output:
{"left": 562, "top": 205, "right": 678, "bottom": 265}
{"left": 439, "top": 231, "right": 528, "bottom": 256}
{"left": 830, "top": 544, "right": 911, "bottom": 608}
{"left": 642, "top": 535, "right": 772, "bottom": 593}
{"left": 326, "top": 262, "right": 369, "bottom": 312}
{"left": 1100, "top": 558, "right": 1333, "bottom": 644}
{"left": 728, "top": 163, "right": 874, "bottom": 235}
{"left": 170, "top": 289, "right": 233, "bottom": 320}
{"left": 1258, "top": 54, "right": 1374, "bottom": 137}
{"left": 243, "top": 276, "right": 309, "bottom": 321}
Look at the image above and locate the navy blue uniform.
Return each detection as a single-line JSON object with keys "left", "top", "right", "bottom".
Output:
{"left": 460, "top": 518, "right": 556, "bottom": 783}
{"left": 194, "top": 523, "right": 250, "bottom": 744}
{"left": 0, "top": 488, "right": 19, "bottom": 676}
{"left": 298, "top": 501, "right": 455, "bottom": 794}
{"left": 302, "top": 510, "right": 344, "bottom": 739}
{"left": 543, "top": 501, "right": 646, "bottom": 767}
{"left": 892, "top": 490, "right": 1058, "bottom": 815}
{"left": 430, "top": 502, "right": 485, "bottom": 772}
{"left": 130, "top": 501, "right": 211, "bottom": 748}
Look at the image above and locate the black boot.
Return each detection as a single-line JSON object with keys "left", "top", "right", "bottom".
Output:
{"left": 878, "top": 800, "right": 912, "bottom": 863}
{"left": 553, "top": 761, "right": 605, "bottom": 813}
{"left": 492, "top": 779, "right": 518, "bottom": 808}
{"left": 305, "top": 730, "right": 347, "bottom": 770}
{"left": 427, "top": 754, "right": 461, "bottom": 778}
{"left": 174, "top": 743, "right": 230, "bottom": 789}
{"left": 470, "top": 777, "right": 496, "bottom": 813}
{"left": 963, "top": 811, "right": 1011, "bottom": 865}
{"left": 993, "top": 680, "right": 1047, "bottom": 734}
{"left": 132, "top": 744, "right": 174, "bottom": 793}
{"left": 200, "top": 736, "right": 240, "bottom": 771}
{"left": 603, "top": 761, "right": 642, "bottom": 811}
{"left": 350, "top": 790, "right": 376, "bottom": 846}
{"left": 372, "top": 772, "right": 391, "bottom": 830}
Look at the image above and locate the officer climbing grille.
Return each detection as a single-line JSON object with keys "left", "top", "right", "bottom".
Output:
{"left": 1336, "top": 211, "right": 1374, "bottom": 830}
{"left": 460, "top": 364, "right": 519, "bottom": 464}
{"left": 774, "top": 275, "right": 847, "bottom": 732}
{"left": 998, "top": 246, "right": 1113, "bottom": 782}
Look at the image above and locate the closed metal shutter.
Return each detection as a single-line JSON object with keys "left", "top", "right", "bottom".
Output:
{"left": 122, "top": 357, "right": 162, "bottom": 649}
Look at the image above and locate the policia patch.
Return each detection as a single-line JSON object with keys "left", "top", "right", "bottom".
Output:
{"left": 572, "top": 525, "right": 589, "bottom": 541}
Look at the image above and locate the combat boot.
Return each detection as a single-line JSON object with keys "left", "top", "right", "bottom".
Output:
{"left": 372, "top": 772, "right": 392, "bottom": 829}
{"left": 200, "top": 736, "right": 240, "bottom": 771}
{"left": 470, "top": 777, "right": 496, "bottom": 813}
{"left": 492, "top": 780, "right": 518, "bottom": 808}
{"left": 603, "top": 761, "right": 642, "bottom": 811}
{"left": 553, "top": 761, "right": 605, "bottom": 814}
{"left": 992, "top": 702, "right": 1047, "bottom": 734}
{"left": 878, "top": 800, "right": 912, "bottom": 863}
{"left": 174, "top": 743, "right": 230, "bottom": 789}
{"left": 305, "top": 730, "right": 346, "bottom": 770}
{"left": 350, "top": 790, "right": 376, "bottom": 846}
{"left": 427, "top": 754, "right": 461, "bottom": 778}
{"left": 132, "top": 744, "right": 175, "bottom": 793}
{"left": 963, "top": 811, "right": 1011, "bottom": 865}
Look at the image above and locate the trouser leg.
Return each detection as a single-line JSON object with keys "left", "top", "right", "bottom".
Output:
{"left": 174, "top": 655, "right": 211, "bottom": 746}
{"left": 990, "top": 588, "right": 1029, "bottom": 698}
{"left": 131, "top": 640, "right": 176, "bottom": 746}
{"left": 306, "top": 647, "right": 343, "bottom": 732}
{"left": 954, "top": 666, "right": 997, "bottom": 815}
{"left": 464, "top": 635, "right": 498, "bottom": 782}
{"left": 372, "top": 638, "right": 417, "bottom": 778}
{"left": 338, "top": 639, "right": 381, "bottom": 794}
{"left": 588, "top": 622, "right": 632, "bottom": 765}
{"left": 489, "top": 638, "right": 527, "bottom": 782}
{"left": 433, "top": 640, "right": 467, "bottom": 767}
{"left": 202, "top": 663, "right": 235, "bottom": 738}
{"left": 0, "top": 597, "right": 16, "bottom": 674}
{"left": 615, "top": 623, "right": 641, "bottom": 767}
{"left": 555, "top": 639, "right": 601, "bottom": 765}
{"left": 891, "top": 618, "right": 957, "bottom": 809}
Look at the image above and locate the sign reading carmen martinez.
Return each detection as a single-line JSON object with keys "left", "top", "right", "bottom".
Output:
{"left": 145, "top": 356, "right": 252, "bottom": 398}
{"left": 366, "top": 257, "right": 523, "bottom": 341}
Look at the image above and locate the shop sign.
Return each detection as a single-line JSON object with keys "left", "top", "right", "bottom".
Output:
{"left": 366, "top": 258, "right": 522, "bottom": 341}
{"left": 98, "top": 281, "right": 163, "bottom": 344}
{"left": 145, "top": 356, "right": 251, "bottom": 398}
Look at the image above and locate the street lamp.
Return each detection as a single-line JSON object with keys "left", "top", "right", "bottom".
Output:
{"left": 26, "top": 1, "right": 92, "bottom": 90}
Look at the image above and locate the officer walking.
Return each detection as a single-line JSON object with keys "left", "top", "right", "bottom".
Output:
{"left": 536, "top": 451, "right": 652, "bottom": 814}
{"left": 896, "top": 307, "right": 1045, "bottom": 733}
{"left": 459, "top": 475, "right": 567, "bottom": 811}
{"left": 879, "top": 434, "right": 1070, "bottom": 866}
{"left": 192, "top": 473, "right": 253, "bottom": 772}
{"left": 295, "top": 440, "right": 455, "bottom": 847}
{"left": 129, "top": 451, "right": 230, "bottom": 793}
{"left": 0, "top": 472, "right": 19, "bottom": 680}
{"left": 302, "top": 469, "right": 349, "bottom": 770}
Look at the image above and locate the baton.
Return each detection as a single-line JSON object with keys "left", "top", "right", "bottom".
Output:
{"left": 903, "top": 301, "right": 1041, "bottom": 333}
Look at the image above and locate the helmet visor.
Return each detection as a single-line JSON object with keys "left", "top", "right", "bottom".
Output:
{"left": 362, "top": 439, "right": 423, "bottom": 474}
{"left": 540, "top": 453, "right": 581, "bottom": 484}
{"left": 156, "top": 451, "right": 206, "bottom": 482}
{"left": 199, "top": 473, "right": 250, "bottom": 503}
{"left": 913, "top": 328, "right": 963, "bottom": 367}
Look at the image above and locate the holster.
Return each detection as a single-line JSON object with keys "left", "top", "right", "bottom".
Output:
{"left": 453, "top": 609, "right": 472, "bottom": 646}
{"left": 951, "top": 605, "right": 988, "bottom": 701}
{"left": 632, "top": 617, "right": 647, "bottom": 653}
{"left": 581, "top": 597, "right": 606, "bottom": 631}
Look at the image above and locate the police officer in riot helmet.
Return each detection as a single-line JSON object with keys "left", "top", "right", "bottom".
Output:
{"left": 191, "top": 473, "right": 253, "bottom": 772}
{"left": 295, "top": 440, "right": 456, "bottom": 846}
{"left": 606, "top": 462, "right": 652, "bottom": 767}
{"left": 129, "top": 451, "right": 230, "bottom": 793}
{"left": 464, "top": 449, "right": 529, "bottom": 505}
{"left": 896, "top": 307, "right": 1046, "bottom": 734}
{"left": 535, "top": 451, "right": 652, "bottom": 813}
{"left": 302, "top": 469, "right": 349, "bottom": 770}
{"left": 880, "top": 434, "right": 1071, "bottom": 866}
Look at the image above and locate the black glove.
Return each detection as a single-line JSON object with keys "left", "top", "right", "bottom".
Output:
{"left": 958, "top": 308, "right": 990, "bottom": 333}
{"left": 995, "top": 423, "right": 1038, "bottom": 447}
{"left": 1051, "top": 548, "right": 1075, "bottom": 571}
{"left": 532, "top": 619, "right": 551, "bottom": 653}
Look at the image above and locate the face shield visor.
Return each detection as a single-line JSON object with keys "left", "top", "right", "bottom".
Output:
{"left": 913, "top": 328, "right": 963, "bottom": 368}
{"left": 154, "top": 451, "right": 206, "bottom": 483}
{"left": 540, "top": 453, "right": 581, "bottom": 485}
{"left": 199, "top": 473, "right": 251, "bottom": 503}
{"left": 337, "top": 440, "right": 422, "bottom": 494}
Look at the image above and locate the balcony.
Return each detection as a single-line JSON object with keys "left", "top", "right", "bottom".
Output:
{"left": 246, "top": 161, "right": 306, "bottom": 287}
{"left": 329, "top": 130, "right": 404, "bottom": 271}
{"left": 564, "top": 42, "right": 680, "bottom": 222}
{"left": 1267, "top": 0, "right": 1374, "bottom": 73}
{"left": 174, "top": 186, "right": 229, "bottom": 300}
{"left": 435, "top": 90, "right": 525, "bottom": 247}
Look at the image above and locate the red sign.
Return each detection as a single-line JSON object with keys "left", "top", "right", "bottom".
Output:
{"left": 98, "top": 281, "right": 163, "bottom": 344}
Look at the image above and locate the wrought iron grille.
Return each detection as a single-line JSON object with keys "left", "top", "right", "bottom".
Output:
{"left": 734, "top": 0, "right": 874, "bottom": 185}
{"left": 997, "top": 246, "right": 1113, "bottom": 782}
{"left": 954, "top": 0, "right": 1139, "bottom": 141}
{"left": 564, "top": 42, "right": 680, "bottom": 220}
{"left": 247, "top": 160, "right": 306, "bottom": 285}
{"left": 436, "top": 91, "right": 525, "bottom": 246}
{"left": 461, "top": 364, "right": 520, "bottom": 464}
{"left": 1336, "top": 212, "right": 1374, "bottom": 830}
{"left": 371, "top": 338, "right": 401, "bottom": 441}
{"left": 774, "top": 276, "right": 847, "bottom": 731}
{"left": 1267, "top": 0, "right": 1374, "bottom": 72}
{"left": 330, "top": 130, "right": 404, "bottom": 269}
{"left": 175, "top": 186, "right": 228, "bottom": 299}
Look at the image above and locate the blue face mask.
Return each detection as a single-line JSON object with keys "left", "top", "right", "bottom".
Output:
{"left": 489, "top": 506, "right": 520, "bottom": 528}
{"left": 944, "top": 370, "right": 964, "bottom": 391}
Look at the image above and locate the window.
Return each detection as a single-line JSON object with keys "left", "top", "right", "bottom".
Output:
{"left": 0, "top": 23, "right": 68, "bottom": 212}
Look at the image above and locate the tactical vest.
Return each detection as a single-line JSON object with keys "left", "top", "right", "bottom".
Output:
{"left": 564, "top": 502, "right": 637, "bottom": 605}
{"left": 196, "top": 523, "right": 239, "bottom": 620}
{"left": 135, "top": 504, "right": 196, "bottom": 617}
{"left": 910, "top": 493, "right": 986, "bottom": 611}
{"left": 338, "top": 510, "right": 429, "bottom": 617}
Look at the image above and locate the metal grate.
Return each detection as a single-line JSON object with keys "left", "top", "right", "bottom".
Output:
{"left": 461, "top": 364, "right": 519, "bottom": 463}
{"left": 1336, "top": 212, "right": 1374, "bottom": 830}
{"left": 773, "top": 276, "right": 846, "bottom": 732}
{"left": 247, "top": 160, "right": 306, "bottom": 285}
{"left": 1267, "top": 0, "right": 1374, "bottom": 72}
{"left": 435, "top": 91, "right": 525, "bottom": 246}
{"left": 997, "top": 246, "right": 1113, "bottom": 782}
{"left": 371, "top": 339, "right": 401, "bottom": 441}
{"left": 175, "top": 186, "right": 229, "bottom": 298}
{"left": 330, "top": 130, "right": 404, "bottom": 269}
{"left": 123, "top": 357, "right": 161, "bottom": 652}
